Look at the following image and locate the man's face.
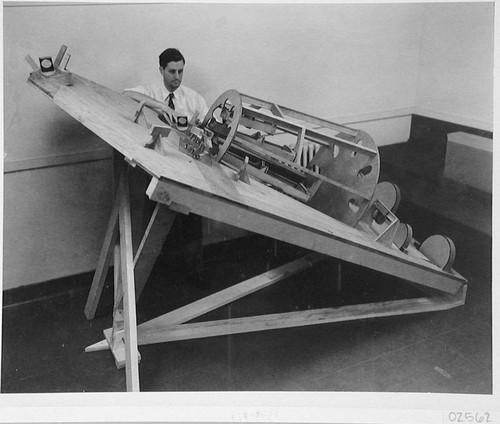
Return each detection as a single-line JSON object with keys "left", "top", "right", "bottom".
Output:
{"left": 160, "top": 60, "right": 184, "bottom": 92}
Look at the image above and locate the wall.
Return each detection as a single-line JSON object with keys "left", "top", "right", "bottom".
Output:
{"left": 414, "top": 2, "right": 494, "bottom": 131}
{"left": 4, "top": 3, "right": 423, "bottom": 158}
{"left": 2, "top": 2, "right": 492, "bottom": 289}
{"left": 3, "top": 162, "right": 113, "bottom": 289}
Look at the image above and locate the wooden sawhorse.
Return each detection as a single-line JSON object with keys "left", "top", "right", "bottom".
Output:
{"left": 83, "top": 163, "right": 466, "bottom": 392}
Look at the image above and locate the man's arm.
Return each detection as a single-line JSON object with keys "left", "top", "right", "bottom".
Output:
{"left": 123, "top": 89, "right": 169, "bottom": 114}
{"left": 123, "top": 89, "right": 177, "bottom": 125}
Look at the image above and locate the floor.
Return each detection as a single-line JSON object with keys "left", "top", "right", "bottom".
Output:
{"left": 1, "top": 121, "right": 492, "bottom": 393}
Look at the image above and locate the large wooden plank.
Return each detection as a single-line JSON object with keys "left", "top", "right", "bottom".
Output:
{"left": 29, "top": 73, "right": 402, "bottom": 250}
{"left": 147, "top": 178, "right": 466, "bottom": 294}
{"left": 31, "top": 73, "right": 366, "bottom": 241}
{"left": 29, "top": 71, "right": 466, "bottom": 295}
{"left": 49, "top": 74, "right": 232, "bottom": 196}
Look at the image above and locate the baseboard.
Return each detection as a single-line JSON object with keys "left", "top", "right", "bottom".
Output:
{"left": 2, "top": 271, "right": 95, "bottom": 309}
{"left": 330, "top": 108, "right": 493, "bottom": 147}
{"left": 409, "top": 114, "right": 493, "bottom": 141}
{"left": 4, "top": 147, "right": 112, "bottom": 174}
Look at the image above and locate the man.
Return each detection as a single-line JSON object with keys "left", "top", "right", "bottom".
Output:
{"left": 123, "top": 48, "right": 208, "bottom": 124}
{"left": 124, "top": 48, "right": 209, "bottom": 288}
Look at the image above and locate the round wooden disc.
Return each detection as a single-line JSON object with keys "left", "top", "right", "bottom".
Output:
{"left": 373, "top": 181, "right": 401, "bottom": 213}
{"left": 394, "top": 222, "right": 413, "bottom": 251}
{"left": 202, "top": 90, "right": 242, "bottom": 162}
{"left": 419, "top": 234, "right": 456, "bottom": 271}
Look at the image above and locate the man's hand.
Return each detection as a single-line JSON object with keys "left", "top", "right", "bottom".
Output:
{"left": 160, "top": 103, "right": 177, "bottom": 126}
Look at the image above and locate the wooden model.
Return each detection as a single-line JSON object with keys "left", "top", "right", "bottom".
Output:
{"left": 26, "top": 46, "right": 467, "bottom": 392}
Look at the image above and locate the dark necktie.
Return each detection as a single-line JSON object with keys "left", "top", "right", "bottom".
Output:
{"left": 167, "top": 92, "right": 175, "bottom": 111}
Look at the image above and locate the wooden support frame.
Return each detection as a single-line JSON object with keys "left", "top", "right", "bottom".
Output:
{"left": 85, "top": 165, "right": 175, "bottom": 392}
{"left": 137, "top": 285, "right": 467, "bottom": 345}
{"left": 85, "top": 174, "right": 467, "bottom": 393}
{"left": 25, "top": 56, "right": 468, "bottom": 393}
{"left": 83, "top": 166, "right": 468, "bottom": 392}
{"left": 85, "top": 173, "right": 467, "bottom": 392}
{"left": 87, "top": 221, "right": 467, "bottom": 387}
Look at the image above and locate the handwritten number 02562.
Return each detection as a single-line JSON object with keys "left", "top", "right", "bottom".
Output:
{"left": 448, "top": 412, "right": 492, "bottom": 423}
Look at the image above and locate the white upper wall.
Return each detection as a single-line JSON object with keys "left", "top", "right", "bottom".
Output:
{"left": 4, "top": 2, "right": 493, "bottom": 164}
{"left": 415, "top": 2, "right": 494, "bottom": 130}
{"left": 4, "top": 2, "right": 424, "bottom": 162}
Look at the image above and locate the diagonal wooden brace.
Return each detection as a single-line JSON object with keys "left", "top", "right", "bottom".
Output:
{"left": 139, "top": 252, "right": 327, "bottom": 330}
{"left": 84, "top": 177, "right": 124, "bottom": 319}
{"left": 137, "top": 285, "right": 467, "bottom": 345}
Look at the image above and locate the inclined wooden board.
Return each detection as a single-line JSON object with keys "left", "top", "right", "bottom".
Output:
{"left": 29, "top": 73, "right": 369, "bottom": 241}
{"left": 29, "top": 71, "right": 466, "bottom": 293}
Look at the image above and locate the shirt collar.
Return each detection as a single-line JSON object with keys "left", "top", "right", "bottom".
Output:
{"left": 162, "top": 85, "right": 184, "bottom": 100}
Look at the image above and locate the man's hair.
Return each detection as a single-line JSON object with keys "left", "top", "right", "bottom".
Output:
{"left": 159, "top": 48, "right": 185, "bottom": 68}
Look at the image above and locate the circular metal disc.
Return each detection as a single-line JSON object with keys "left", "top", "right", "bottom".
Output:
{"left": 419, "top": 234, "right": 456, "bottom": 271}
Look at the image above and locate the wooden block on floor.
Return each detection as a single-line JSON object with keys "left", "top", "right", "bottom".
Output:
{"left": 103, "top": 327, "right": 141, "bottom": 370}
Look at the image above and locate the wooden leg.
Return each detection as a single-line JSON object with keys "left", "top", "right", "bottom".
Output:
{"left": 98, "top": 242, "right": 144, "bottom": 371}
{"left": 112, "top": 243, "right": 124, "bottom": 351}
{"left": 102, "top": 243, "right": 128, "bottom": 369}
{"left": 107, "top": 202, "right": 177, "bottom": 309}
{"left": 87, "top": 170, "right": 142, "bottom": 391}
{"left": 118, "top": 171, "right": 141, "bottom": 392}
